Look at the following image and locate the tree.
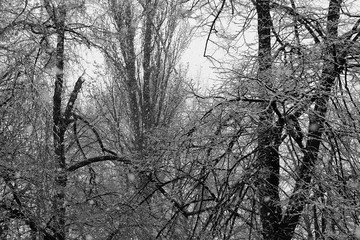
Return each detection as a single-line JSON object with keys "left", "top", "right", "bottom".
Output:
{"left": 254, "top": 0, "right": 360, "bottom": 239}
{"left": 153, "top": 0, "right": 360, "bottom": 239}
{"left": 2, "top": 0, "right": 360, "bottom": 239}
{"left": 87, "top": 0, "right": 191, "bottom": 238}
{"left": 0, "top": 1, "right": 54, "bottom": 238}
{"left": 0, "top": 1, "right": 128, "bottom": 239}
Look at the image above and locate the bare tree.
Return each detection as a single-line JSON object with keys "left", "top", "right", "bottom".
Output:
{"left": 3, "top": 0, "right": 360, "bottom": 239}
{"left": 87, "top": 0, "right": 192, "bottom": 238}
{"left": 153, "top": 0, "right": 360, "bottom": 239}
{"left": 0, "top": 1, "right": 130, "bottom": 239}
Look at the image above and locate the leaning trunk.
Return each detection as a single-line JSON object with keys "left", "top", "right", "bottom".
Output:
{"left": 255, "top": 0, "right": 343, "bottom": 239}
{"left": 279, "top": 1, "right": 343, "bottom": 238}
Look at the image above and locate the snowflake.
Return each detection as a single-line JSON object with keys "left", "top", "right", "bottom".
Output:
{"left": 128, "top": 173, "right": 135, "bottom": 181}
{"left": 25, "top": 125, "right": 33, "bottom": 135}
{"left": 85, "top": 234, "right": 93, "bottom": 240}
{"left": 355, "top": 226, "right": 360, "bottom": 239}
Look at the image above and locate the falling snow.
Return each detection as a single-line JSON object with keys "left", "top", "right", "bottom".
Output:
{"left": 54, "top": 66, "right": 63, "bottom": 75}
{"left": 15, "top": 172, "right": 21, "bottom": 179}
{"left": 25, "top": 125, "right": 33, "bottom": 135}
{"left": 355, "top": 226, "right": 360, "bottom": 239}
{"left": 309, "top": 123, "right": 318, "bottom": 131}
{"left": 128, "top": 173, "right": 135, "bottom": 181}
{"left": 85, "top": 234, "right": 93, "bottom": 240}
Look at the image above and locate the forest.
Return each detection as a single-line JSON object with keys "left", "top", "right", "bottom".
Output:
{"left": 1, "top": 0, "right": 360, "bottom": 239}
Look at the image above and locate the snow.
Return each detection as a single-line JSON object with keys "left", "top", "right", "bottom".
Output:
{"left": 39, "top": 87, "right": 51, "bottom": 102}
{"left": 54, "top": 66, "right": 64, "bottom": 75}
{"left": 15, "top": 172, "right": 21, "bottom": 179}
{"left": 25, "top": 125, "right": 33, "bottom": 135}
{"left": 128, "top": 173, "right": 135, "bottom": 181}
{"left": 309, "top": 123, "right": 318, "bottom": 131}
{"left": 85, "top": 235, "right": 93, "bottom": 240}
{"left": 348, "top": 180, "right": 359, "bottom": 189}
{"left": 355, "top": 226, "right": 360, "bottom": 239}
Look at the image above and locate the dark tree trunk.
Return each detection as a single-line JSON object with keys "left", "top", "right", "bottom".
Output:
{"left": 255, "top": 0, "right": 283, "bottom": 238}
{"left": 44, "top": 2, "right": 84, "bottom": 239}
{"left": 255, "top": 0, "right": 343, "bottom": 239}
{"left": 51, "top": 4, "right": 67, "bottom": 239}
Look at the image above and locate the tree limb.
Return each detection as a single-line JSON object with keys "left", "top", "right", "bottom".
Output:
{"left": 72, "top": 113, "right": 117, "bottom": 156}
{"left": 67, "top": 155, "right": 131, "bottom": 172}
{"left": 64, "top": 72, "right": 85, "bottom": 123}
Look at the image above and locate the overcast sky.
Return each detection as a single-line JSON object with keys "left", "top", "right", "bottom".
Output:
{"left": 181, "top": 35, "right": 219, "bottom": 91}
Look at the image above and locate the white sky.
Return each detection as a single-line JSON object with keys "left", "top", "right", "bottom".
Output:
{"left": 181, "top": 36, "right": 216, "bottom": 91}
{"left": 75, "top": 36, "right": 219, "bottom": 93}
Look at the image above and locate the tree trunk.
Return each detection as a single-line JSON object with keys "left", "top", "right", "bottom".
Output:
{"left": 255, "top": 0, "right": 343, "bottom": 239}
{"left": 52, "top": 8, "right": 67, "bottom": 240}
{"left": 279, "top": 1, "right": 343, "bottom": 239}
{"left": 255, "top": 0, "right": 284, "bottom": 238}
{"left": 44, "top": 2, "right": 69, "bottom": 239}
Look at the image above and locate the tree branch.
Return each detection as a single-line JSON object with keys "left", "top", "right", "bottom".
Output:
{"left": 64, "top": 72, "right": 85, "bottom": 123}
{"left": 72, "top": 113, "right": 117, "bottom": 156}
{"left": 204, "top": 0, "right": 226, "bottom": 57}
{"left": 67, "top": 155, "right": 131, "bottom": 172}
{"left": 271, "top": 2, "right": 324, "bottom": 43}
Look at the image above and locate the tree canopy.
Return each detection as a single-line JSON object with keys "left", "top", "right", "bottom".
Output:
{"left": 1, "top": 0, "right": 360, "bottom": 239}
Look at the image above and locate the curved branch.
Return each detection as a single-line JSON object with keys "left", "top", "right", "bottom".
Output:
{"left": 72, "top": 113, "right": 117, "bottom": 156}
{"left": 271, "top": 2, "right": 324, "bottom": 43}
{"left": 64, "top": 72, "right": 85, "bottom": 123}
{"left": 67, "top": 155, "right": 131, "bottom": 172}
{"left": 73, "top": 120, "right": 86, "bottom": 159}
{"left": 204, "top": 0, "right": 226, "bottom": 57}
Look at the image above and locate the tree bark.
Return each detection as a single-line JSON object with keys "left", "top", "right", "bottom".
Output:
{"left": 255, "top": 0, "right": 343, "bottom": 239}
{"left": 255, "top": 0, "right": 284, "bottom": 238}
{"left": 50, "top": 3, "right": 67, "bottom": 239}
{"left": 279, "top": 1, "right": 343, "bottom": 239}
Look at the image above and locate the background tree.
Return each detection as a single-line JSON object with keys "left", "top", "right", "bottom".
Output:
{"left": 86, "top": 0, "right": 192, "bottom": 238}
{"left": 0, "top": 0, "right": 125, "bottom": 239}
{"left": 0, "top": 1, "right": 55, "bottom": 238}
{"left": 2, "top": 0, "right": 360, "bottom": 239}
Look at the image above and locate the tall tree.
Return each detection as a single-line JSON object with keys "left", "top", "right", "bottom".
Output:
{"left": 87, "top": 0, "right": 191, "bottom": 238}
{"left": 255, "top": 0, "right": 350, "bottom": 239}
{"left": 3, "top": 0, "right": 360, "bottom": 239}
{"left": 155, "top": 0, "right": 360, "bottom": 239}
{"left": 0, "top": 1, "right": 129, "bottom": 239}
